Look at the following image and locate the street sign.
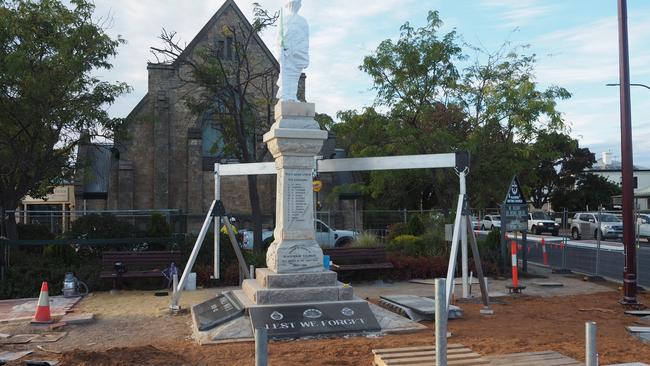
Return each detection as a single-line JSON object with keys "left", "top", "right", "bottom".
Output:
{"left": 503, "top": 176, "right": 528, "bottom": 232}
{"left": 505, "top": 176, "right": 526, "bottom": 205}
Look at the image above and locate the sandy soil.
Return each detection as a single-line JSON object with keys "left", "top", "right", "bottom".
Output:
{"left": 2, "top": 283, "right": 650, "bottom": 365}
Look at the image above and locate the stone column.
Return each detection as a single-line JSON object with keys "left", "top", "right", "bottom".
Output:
{"left": 263, "top": 101, "right": 328, "bottom": 273}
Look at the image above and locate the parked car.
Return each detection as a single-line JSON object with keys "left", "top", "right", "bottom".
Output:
{"left": 638, "top": 214, "right": 650, "bottom": 242}
{"left": 570, "top": 212, "right": 623, "bottom": 240}
{"left": 481, "top": 215, "right": 501, "bottom": 230}
{"left": 241, "top": 219, "right": 358, "bottom": 250}
{"left": 528, "top": 211, "right": 560, "bottom": 236}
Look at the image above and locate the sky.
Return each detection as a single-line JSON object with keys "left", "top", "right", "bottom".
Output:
{"left": 92, "top": 0, "right": 650, "bottom": 167}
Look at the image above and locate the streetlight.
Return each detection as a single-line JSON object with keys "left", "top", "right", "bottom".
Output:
{"left": 606, "top": 83, "right": 650, "bottom": 91}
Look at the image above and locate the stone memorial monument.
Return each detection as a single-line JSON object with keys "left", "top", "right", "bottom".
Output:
{"left": 239, "top": 0, "right": 381, "bottom": 336}
{"left": 192, "top": 1, "right": 424, "bottom": 342}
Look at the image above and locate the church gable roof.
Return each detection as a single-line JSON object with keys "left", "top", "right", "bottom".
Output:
{"left": 173, "top": 0, "right": 279, "bottom": 70}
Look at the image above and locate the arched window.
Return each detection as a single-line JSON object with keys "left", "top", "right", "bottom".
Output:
{"left": 201, "top": 98, "right": 228, "bottom": 158}
{"left": 199, "top": 96, "right": 257, "bottom": 161}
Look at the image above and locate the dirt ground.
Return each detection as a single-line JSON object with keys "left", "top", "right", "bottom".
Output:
{"left": 2, "top": 279, "right": 650, "bottom": 365}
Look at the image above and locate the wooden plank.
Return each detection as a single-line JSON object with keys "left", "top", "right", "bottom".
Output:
{"left": 383, "top": 353, "right": 487, "bottom": 365}
{"left": 373, "top": 344, "right": 488, "bottom": 366}
{"left": 373, "top": 344, "right": 465, "bottom": 354}
{"left": 380, "top": 348, "right": 474, "bottom": 359}
{"left": 487, "top": 351, "right": 583, "bottom": 366}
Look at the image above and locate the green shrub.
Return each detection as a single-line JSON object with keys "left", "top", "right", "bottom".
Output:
{"left": 147, "top": 213, "right": 172, "bottom": 238}
{"left": 477, "top": 229, "right": 502, "bottom": 271}
{"left": 17, "top": 224, "right": 54, "bottom": 240}
{"left": 420, "top": 229, "right": 447, "bottom": 257}
{"left": 67, "top": 214, "right": 143, "bottom": 239}
{"left": 387, "top": 223, "right": 409, "bottom": 242}
{"left": 0, "top": 246, "right": 102, "bottom": 299}
{"left": 388, "top": 235, "right": 425, "bottom": 257}
{"left": 407, "top": 215, "right": 425, "bottom": 236}
{"left": 350, "top": 232, "right": 381, "bottom": 248}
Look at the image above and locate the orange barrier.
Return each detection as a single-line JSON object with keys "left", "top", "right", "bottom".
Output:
{"left": 511, "top": 241, "right": 518, "bottom": 288}
{"left": 32, "top": 281, "right": 53, "bottom": 324}
{"left": 542, "top": 238, "right": 549, "bottom": 265}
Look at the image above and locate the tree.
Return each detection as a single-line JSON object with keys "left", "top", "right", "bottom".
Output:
{"left": 460, "top": 44, "right": 571, "bottom": 209}
{"left": 523, "top": 132, "right": 596, "bottom": 209}
{"left": 150, "top": 4, "right": 279, "bottom": 252}
{"left": 551, "top": 174, "right": 621, "bottom": 212}
{"left": 342, "top": 11, "right": 470, "bottom": 210}
{"left": 333, "top": 12, "right": 572, "bottom": 212}
{"left": 0, "top": 0, "right": 130, "bottom": 239}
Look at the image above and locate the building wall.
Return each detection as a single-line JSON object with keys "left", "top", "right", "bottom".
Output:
{"left": 107, "top": 1, "right": 308, "bottom": 232}
{"left": 593, "top": 171, "right": 650, "bottom": 192}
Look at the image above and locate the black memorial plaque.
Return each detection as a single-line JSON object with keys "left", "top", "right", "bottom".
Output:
{"left": 249, "top": 301, "right": 381, "bottom": 338}
{"left": 192, "top": 291, "right": 244, "bottom": 331}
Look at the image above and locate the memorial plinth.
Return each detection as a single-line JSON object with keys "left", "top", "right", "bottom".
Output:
{"left": 263, "top": 101, "right": 328, "bottom": 274}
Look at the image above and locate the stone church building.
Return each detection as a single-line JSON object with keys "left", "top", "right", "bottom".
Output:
{"left": 77, "top": 0, "right": 348, "bottom": 232}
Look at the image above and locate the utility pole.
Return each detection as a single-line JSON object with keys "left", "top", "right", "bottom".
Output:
{"left": 617, "top": 0, "right": 638, "bottom": 305}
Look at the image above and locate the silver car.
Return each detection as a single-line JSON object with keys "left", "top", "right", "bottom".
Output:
{"left": 570, "top": 212, "right": 623, "bottom": 240}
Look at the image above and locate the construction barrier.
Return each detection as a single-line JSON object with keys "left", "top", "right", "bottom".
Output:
{"left": 511, "top": 241, "right": 519, "bottom": 288}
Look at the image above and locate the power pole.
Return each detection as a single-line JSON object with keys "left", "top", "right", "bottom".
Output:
{"left": 617, "top": 0, "right": 638, "bottom": 305}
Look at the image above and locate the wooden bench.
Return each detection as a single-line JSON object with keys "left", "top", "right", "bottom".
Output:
{"left": 323, "top": 247, "right": 394, "bottom": 272}
{"left": 100, "top": 251, "right": 182, "bottom": 289}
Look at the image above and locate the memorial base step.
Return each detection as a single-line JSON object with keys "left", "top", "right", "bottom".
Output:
{"left": 256, "top": 268, "right": 338, "bottom": 288}
{"left": 242, "top": 279, "right": 354, "bottom": 305}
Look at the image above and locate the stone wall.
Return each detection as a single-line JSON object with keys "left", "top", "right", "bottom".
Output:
{"left": 108, "top": 0, "right": 286, "bottom": 233}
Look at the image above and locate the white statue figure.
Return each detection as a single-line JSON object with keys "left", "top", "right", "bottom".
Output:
{"left": 277, "top": 0, "right": 309, "bottom": 102}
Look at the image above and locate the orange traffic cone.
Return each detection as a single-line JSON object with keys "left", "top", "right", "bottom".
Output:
{"left": 32, "top": 281, "right": 53, "bottom": 324}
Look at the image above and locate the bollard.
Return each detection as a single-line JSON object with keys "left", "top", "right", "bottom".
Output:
{"left": 586, "top": 322, "right": 597, "bottom": 366}
{"left": 511, "top": 241, "right": 519, "bottom": 288}
{"left": 255, "top": 327, "right": 268, "bottom": 366}
{"left": 435, "top": 278, "right": 447, "bottom": 366}
{"left": 250, "top": 265, "right": 255, "bottom": 279}
{"left": 542, "top": 238, "right": 548, "bottom": 266}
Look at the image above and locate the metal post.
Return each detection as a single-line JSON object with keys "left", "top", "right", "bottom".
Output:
{"left": 586, "top": 322, "right": 598, "bottom": 366}
{"left": 500, "top": 205, "right": 508, "bottom": 271}
{"left": 445, "top": 195, "right": 464, "bottom": 307}
{"left": 596, "top": 207, "right": 602, "bottom": 277}
{"left": 171, "top": 273, "right": 179, "bottom": 310}
{"left": 255, "top": 328, "right": 268, "bottom": 366}
{"left": 214, "top": 164, "right": 221, "bottom": 279}
{"left": 435, "top": 278, "right": 447, "bottom": 366}
{"left": 250, "top": 265, "right": 255, "bottom": 279}
{"left": 176, "top": 200, "right": 216, "bottom": 301}
{"left": 617, "top": 0, "right": 637, "bottom": 304}
{"left": 521, "top": 231, "right": 528, "bottom": 273}
{"left": 562, "top": 236, "right": 567, "bottom": 270}
{"left": 460, "top": 171, "right": 469, "bottom": 298}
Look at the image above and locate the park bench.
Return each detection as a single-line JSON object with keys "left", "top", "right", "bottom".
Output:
{"left": 322, "top": 247, "right": 394, "bottom": 273}
{"left": 100, "top": 251, "right": 182, "bottom": 289}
